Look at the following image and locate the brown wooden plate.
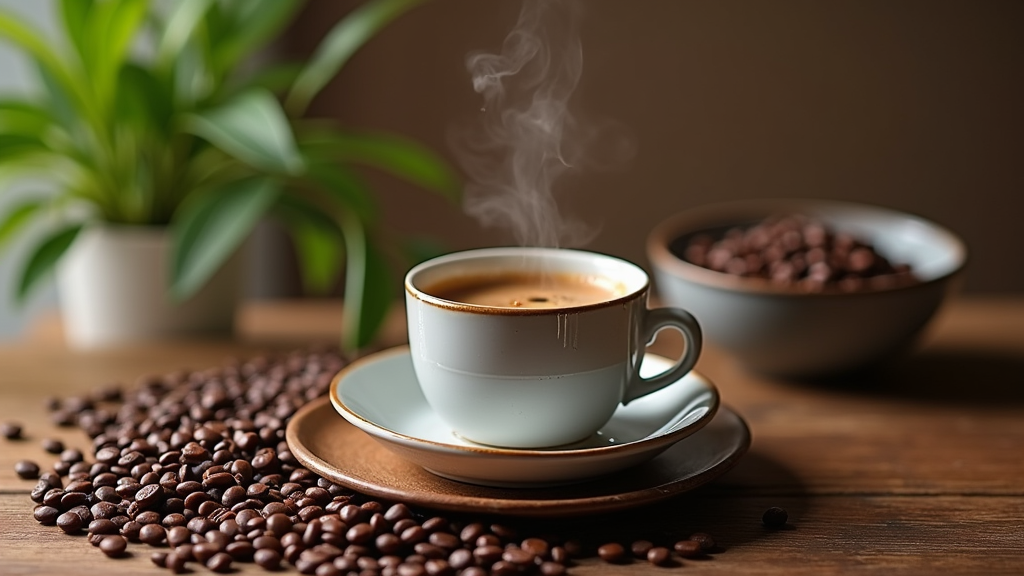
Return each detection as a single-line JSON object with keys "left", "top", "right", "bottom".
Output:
{"left": 287, "top": 397, "right": 750, "bottom": 517}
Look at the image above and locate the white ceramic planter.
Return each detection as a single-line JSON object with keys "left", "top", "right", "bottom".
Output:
{"left": 56, "top": 225, "right": 240, "bottom": 349}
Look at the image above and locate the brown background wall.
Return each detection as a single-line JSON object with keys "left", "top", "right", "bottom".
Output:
{"left": 286, "top": 0, "right": 1024, "bottom": 292}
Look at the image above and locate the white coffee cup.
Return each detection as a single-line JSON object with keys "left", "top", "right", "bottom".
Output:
{"left": 404, "top": 247, "right": 703, "bottom": 448}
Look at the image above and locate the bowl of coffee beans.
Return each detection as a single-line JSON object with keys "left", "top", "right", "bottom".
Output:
{"left": 647, "top": 199, "right": 967, "bottom": 378}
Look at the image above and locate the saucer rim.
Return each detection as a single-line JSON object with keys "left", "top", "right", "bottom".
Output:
{"left": 330, "top": 345, "right": 720, "bottom": 459}
{"left": 286, "top": 396, "right": 751, "bottom": 517}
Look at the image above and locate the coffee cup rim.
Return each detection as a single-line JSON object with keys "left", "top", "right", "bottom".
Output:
{"left": 405, "top": 247, "right": 649, "bottom": 315}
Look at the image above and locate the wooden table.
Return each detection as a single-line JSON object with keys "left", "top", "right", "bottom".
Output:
{"left": 1, "top": 297, "right": 1022, "bottom": 574}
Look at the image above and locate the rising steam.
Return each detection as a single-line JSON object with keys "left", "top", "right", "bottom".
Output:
{"left": 455, "top": 0, "right": 606, "bottom": 248}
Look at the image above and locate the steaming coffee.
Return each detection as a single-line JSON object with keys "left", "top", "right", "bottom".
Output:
{"left": 405, "top": 247, "right": 703, "bottom": 448}
{"left": 424, "top": 272, "right": 625, "bottom": 309}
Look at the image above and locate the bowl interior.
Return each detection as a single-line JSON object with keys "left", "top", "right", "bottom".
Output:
{"left": 652, "top": 200, "right": 967, "bottom": 287}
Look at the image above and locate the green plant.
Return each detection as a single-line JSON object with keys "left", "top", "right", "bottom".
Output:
{"left": 0, "top": 0, "right": 458, "bottom": 351}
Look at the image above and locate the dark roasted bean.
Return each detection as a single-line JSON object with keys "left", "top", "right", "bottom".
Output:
{"left": 139, "top": 523, "right": 166, "bottom": 546}
{"left": 430, "top": 532, "right": 461, "bottom": 550}
{"left": 502, "top": 547, "right": 535, "bottom": 566}
{"left": 473, "top": 544, "right": 503, "bottom": 565}
{"left": 647, "top": 546, "right": 671, "bottom": 566}
{"left": 448, "top": 548, "right": 474, "bottom": 570}
{"left": 597, "top": 542, "right": 627, "bottom": 563}
{"left": 226, "top": 541, "right": 254, "bottom": 561}
{"left": 56, "top": 511, "right": 83, "bottom": 534}
{"left": 631, "top": 539, "right": 653, "bottom": 558}
{"left": 120, "top": 520, "right": 142, "bottom": 542}
{"left": 1, "top": 421, "right": 22, "bottom": 439}
{"left": 14, "top": 460, "right": 40, "bottom": 479}
{"left": 150, "top": 552, "right": 168, "bottom": 567}
{"left": 254, "top": 548, "right": 282, "bottom": 570}
{"left": 60, "top": 448, "right": 84, "bottom": 463}
{"left": 689, "top": 532, "right": 716, "bottom": 552}
{"left": 763, "top": 506, "right": 789, "bottom": 528}
{"left": 522, "top": 537, "right": 549, "bottom": 558}
{"left": 165, "top": 551, "right": 187, "bottom": 573}
{"left": 206, "top": 552, "right": 233, "bottom": 573}
{"left": 33, "top": 505, "right": 60, "bottom": 525}
{"left": 99, "top": 535, "right": 128, "bottom": 557}
{"left": 674, "top": 539, "right": 703, "bottom": 557}
{"left": 88, "top": 519, "right": 119, "bottom": 535}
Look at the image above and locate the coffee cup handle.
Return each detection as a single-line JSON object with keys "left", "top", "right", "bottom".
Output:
{"left": 622, "top": 307, "right": 703, "bottom": 405}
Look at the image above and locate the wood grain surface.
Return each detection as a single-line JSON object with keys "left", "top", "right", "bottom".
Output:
{"left": 2, "top": 298, "right": 1023, "bottom": 575}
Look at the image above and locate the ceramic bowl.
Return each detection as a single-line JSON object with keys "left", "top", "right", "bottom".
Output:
{"left": 646, "top": 199, "right": 967, "bottom": 378}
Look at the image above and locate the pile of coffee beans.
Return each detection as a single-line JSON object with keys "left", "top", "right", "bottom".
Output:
{"left": 17, "top": 348, "right": 732, "bottom": 574}
{"left": 677, "top": 214, "right": 919, "bottom": 292}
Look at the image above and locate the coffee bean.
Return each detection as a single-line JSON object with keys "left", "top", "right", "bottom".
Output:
{"left": 1, "top": 421, "right": 22, "bottom": 440}
{"left": 120, "top": 520, "right": 142, "bottom": 542}
{"left": 226, "top": 541, "right": 254, "bottom": 562}
{"left": 673, "top": 539, "right": 703, "bottom": 558}
{"left": 88, "top": 519, "right": 119, "bottom": 535}
{"left": 206, "top": 552, "right": 233, "bottom": 573}
{"left": 647, "top": 546, "right": 672, "bottom": 566}
{"left": 550, "top": 546, "right": 569, "bottom": 564}
{"left": 33, "top": 505, "right": 59, "bottom": 525}
{"left": 60, "top": 448, "right": 84, "bottom": 463}
{"left": 133, "top": 483, "right": 162, "bottom": 509}
{"left": 597, "top": 542, "right": 627, "bottom": 563}
{"left": 99, "top": 535, "right": 128, "bottom": 557}
{"left": 165, "top": 551, "right": 188, "bottom": 573}
{"left": 14, "top": 460, "right": 40, "bottom": 479}
{"left": 13, "top": 350, "right": 637, "bottom": 576}
{"left": 502, "top": 547, "right": 535, "bottom": 566}
{"left": 139, "top": 523, "right": 166, "bottom": 546}
{"left": 490, "top": 560, "right": 517, "bottom": 576}
{"left": 56, "top": 511, "right": 83, "bottom": 534}
{"left": 448, "top": 548, "right": 474, "bottom": 570}
{"left": 630, "top": 539, "right": 653, "bottom": 558}
{"left": 430, "top": 532, "right": 461, "bottom": 551}
{"left": 150, "top": 552, "right": 168, "bottom": 567}
{"left": 254, "top": 548, "right": 282, "bottom": 570}
{"left": 679, "top": 213, "right": 919, "bottom": 291}
{"left": 763, "top": 506, "right": 789, "bottom": 528}
{"left": 167, "top": 525, "right": 191, "bottom": 547}
{"left": 689, "top": 532, "right": 716, "bottom": 552}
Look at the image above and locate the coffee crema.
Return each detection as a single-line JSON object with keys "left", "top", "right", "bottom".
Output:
{"left": 424, "top": 272, "right": 625, "bottom": 309}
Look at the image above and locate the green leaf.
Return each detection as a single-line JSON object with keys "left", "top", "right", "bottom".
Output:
{"left": 57, "top": 0, "right": 94, "bottom": 67}
{"left": 116, "top": 63, "right": 173, "bottom": 135}
{"left": 0, "top": 133, "right": 48, "bottom": 157}
{"left": 170, "top": 177, "right": 280, "bottom": 299}
{"left": 0, "top": 199, "right": 44, "bottom": 253}
{"left": 226, "top": 61, "right": 303, "bottom": 98}
{"left": 311, "top": 131, "right": 460, "bottom": 202}
{"left": 33, "top": 60, "right": 79, "bottom": 131}
{"left": 0, "top": 100, "right": 54, "bottom": 138}
{"left": 285, "top": 0, "right": 424, "bottom": 116}
{"left": 340, "top": 213, "right": 394, "bottom": 353}
{"left": 274, "top": 196, "right": 345, "bottom": 294}
{"left": 304, "top": 160, "right": 376, "bottom": 224}
{"left": 184, "top": 89, "right": 305, "bottom": 175}
{"left": 16, "top": 223, "right": 82, "bottom": 303}
{"left": 157, "top": 0, "right": 215, "bottom": 71}
{"left": 0, "top": 10, "right": 93, "bottom": 123}
{"left": 212, "top": 0, "right": 305, "bottom": 75}
{"left": 85, "top": 0, "right": 147, "bottom": 109}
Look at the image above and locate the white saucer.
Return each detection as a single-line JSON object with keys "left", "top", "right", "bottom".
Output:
{"left": 330, "top": 346, "right": 719, "bottom": 487}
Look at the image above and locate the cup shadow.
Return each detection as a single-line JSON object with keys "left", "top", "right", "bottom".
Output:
{"left": 787, "top": 348, "right": 1024, "bottom": 406}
